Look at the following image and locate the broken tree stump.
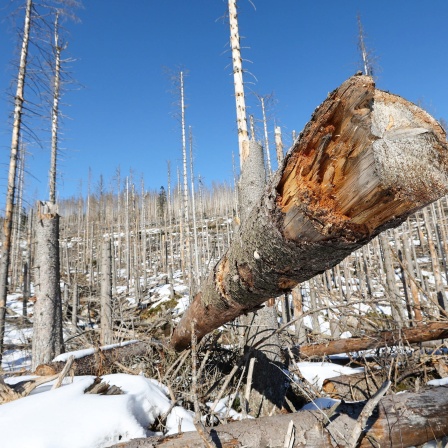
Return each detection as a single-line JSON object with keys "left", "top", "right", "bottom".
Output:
{"left": 113, "top": 386, "right": 448, "bottom": 448}
{"left": 171, "top": 74, "right": 448, "bottom": 351}
{"left": 292, "top": 321, "right": 448, "bottom": 358}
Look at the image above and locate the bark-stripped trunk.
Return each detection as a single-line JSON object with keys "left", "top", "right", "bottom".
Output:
{"left": 31, "top": 202, "right": 64, "bottom": 371}
{"left": 171, "top": 75, "right": 448, "bottom": 351}
{"left": 0, "top": 0, "right": 33, "bottom": 360}
{"left": 260, "top": 97, "right": 272, "bottom": 175}
{"left": 49, "top": 12, "right": 62, "bottom": 204}
{"left": 228, "top": 0, "right": 249, "bottom": 166}
{"left": 379, "top": 232, "right": 406, "bottom": 326}
{"left": 275, "top": 125, "right": 283, "bottom": 166}
{"left": 100, "top": 237, "right": 113, "bottom": 345}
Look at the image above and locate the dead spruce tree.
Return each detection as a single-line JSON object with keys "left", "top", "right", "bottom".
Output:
{"left": 32, "top": 11, "right": 67, "bottom": 370}
{"left": 171, "top": 74, "right": 448, "bottom": 351}
{"left": 0, "top": 0, "right": 33, "bottom": 361}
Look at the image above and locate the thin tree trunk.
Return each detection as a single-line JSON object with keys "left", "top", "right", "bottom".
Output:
{"left": 379, "top": 232, "right": 405, "bottom": 327}
{"left": 71, "top": 282, "right": 78, "bottom": 327}
{"left": 0, "top": 0, "right": 33, "bottom": 360}
{"left": 171, "top": 75, "right": 448, "bottom": 350}
{"left": 275, "top": 125, "right": 283, "bottom": 166}
{"left": 100, "top": 238, "right": 113, "bottom": 345}
{"left": 292, "top": 285, "right": 307, "bottom": 344}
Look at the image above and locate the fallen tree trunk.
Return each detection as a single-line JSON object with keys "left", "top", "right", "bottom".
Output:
{"left": 171, "top": 74, "right": 448, "bottom": 351}
{"left": 113, "top": 386, "right": 448, "bottom": 448}
{"left": 34, "top": 340, "right": 168, "bottom": 376}
{"left": 292, "top": 321, "right": 448, "bottom": 358}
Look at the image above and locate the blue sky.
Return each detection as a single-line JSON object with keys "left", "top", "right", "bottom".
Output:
{"left": 0, "top": 0, "right": 447, "bottom": 205}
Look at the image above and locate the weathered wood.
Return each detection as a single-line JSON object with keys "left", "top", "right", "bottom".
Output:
{"left": 112, "top": 386, "right": 448, "bottom": 448}
{"left": 171, "top": 75, "right": 448, "bottom": 351}
{"left": 323, "top": 371, "right": 389, "bottom": 401}
{"left": 31, "top": 201, "right": 64, "bottom": 371}
{"left": 293, "top": 321, "right": 448, "bottom": 358}
{"left": 34, "top": 340, "right": 168, "bottom": 376}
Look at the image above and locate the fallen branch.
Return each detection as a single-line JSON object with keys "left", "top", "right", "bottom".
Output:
{"left": 292, "top": 321, "right": 448, "bottom": 358}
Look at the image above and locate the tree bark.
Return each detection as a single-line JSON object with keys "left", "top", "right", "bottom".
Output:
{"left": 34, "top": 340, "right": 167, "bottom": 376}
{"left": 0, "top": 0, "right": 33, "bottom": 361}
{"left": 171, "top": 74, "right": 448, "bottom": 351}
{"left": 113, "top": 386, "right": 448, "bottom": 448}
{"left": 100, "top": 237, "right": 113, "bottom": 345}
{"left": 32, "top": 201, "right": 64, "bottom": 371}
{"left": 292, "top": 321, "right": 448, "bottom": 358}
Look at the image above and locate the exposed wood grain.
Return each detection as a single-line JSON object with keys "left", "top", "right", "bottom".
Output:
{"left": 171, "top": 75, "right": 448, "bottom": 351}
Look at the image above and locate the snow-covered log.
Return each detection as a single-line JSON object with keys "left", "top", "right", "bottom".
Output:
{"left": 171, "top": 74, "right": 448, "bottom": 351}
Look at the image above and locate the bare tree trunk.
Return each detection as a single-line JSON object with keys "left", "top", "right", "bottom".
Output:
{"left": 189, "top": 127, "right": 200, "bottom": 287}
{"left": 71, "top": 282, "right": 78, "bottom": 327}
{"left": 100, "top": 237, "right": 113, "bottom": 345}
{"left": 379, "top": 232, "right": 405, "bottom": 327}
{"left": 292, "top": 285, "right": 307, "bottom": 344}
{"left": 22, "top": 209, "right": 33, "bottom": 318}
{"left": 171, "top": 75, "right": 448, "bottom": 350}
{"left": 260, "top": 96, "right": 272, "bottom": 175}
{"left": 274, "top": 125, "right": 283, "bottom": 166}
{"left": 423, "top": 206, "right": 448, "bottom": 311}
{"left": 0, "top": 0, "right": 33, "bottom": 360}
{"left": 32, "top": 202, "right": 64, "bottom": 371}
{"left": 228, "top": 0, "right": 249, "bottom": 167}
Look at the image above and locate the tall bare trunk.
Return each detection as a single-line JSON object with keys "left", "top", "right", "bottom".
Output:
{"left": 0, "top": 0, "right": 33, "bottom": 360}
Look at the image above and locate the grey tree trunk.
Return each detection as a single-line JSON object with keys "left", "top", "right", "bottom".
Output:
{"left": 22, "top": 208, "right": 33, "bottom": 318}
{"left": 100, "top": 238, "right": 113, "bottom": 345}
{"left": 379, "top": 232, "right": 405, "bottom": 327}
{"left": 32, "top": 202, "right": 64, "bottom": 371}
{"left": 239, "top": 140, "right": 287, "bottom": 417}
{"left": 71, "top": 282, "right": 78, "bottom": 327}
{"left": 0, "top": 0, "right": 33, "bottom": 361}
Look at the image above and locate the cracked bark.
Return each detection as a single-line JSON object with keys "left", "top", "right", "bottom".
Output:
{"left": 171, "top": 74, "right": 448, "bottom": 351}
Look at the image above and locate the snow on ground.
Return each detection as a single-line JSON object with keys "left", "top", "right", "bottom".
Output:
{"left": 1, "top": 373, "right": 195, "bottom": 448}
{"left": 295, "top": 361, "right": 364, "bottom": 389}
{"left": 53, "top": 340, "right": 139, "bottom": 363}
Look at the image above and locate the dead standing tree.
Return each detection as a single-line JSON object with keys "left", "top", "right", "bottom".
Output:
{"left": 171, "top": 74, "right": 448, "bottom": 350}
{"left": 0, "top": 0, "right": 33, "bottom": 361}
{"left": 32, "top": 11, "right": 68, "bottom": 370}
{"left": 226, "top": 0, "right": 287, "bottom": 417}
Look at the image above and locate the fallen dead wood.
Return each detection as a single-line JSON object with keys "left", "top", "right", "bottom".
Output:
{"left": 292, "top": 321, "right": 448, "bottom": 358}
{"left": 0, "top": 374, "right": 59, "bottom": 404}
{"left": 171, "top": 74, "right": 448, "bottom": 351}
{"left": 113, "top": 386, "right": 448, "bottom": 448}
{"left": 34, "top": 340, "right": 168, "bottom": 376}
{"left": 323, "top": 371, "right": 391, "bottom": 401}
